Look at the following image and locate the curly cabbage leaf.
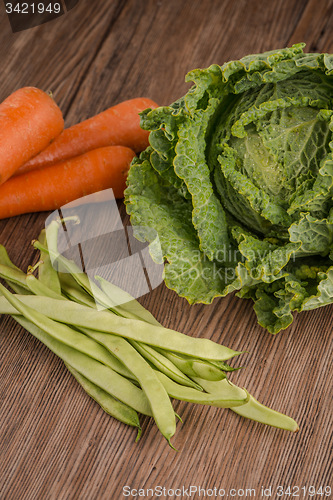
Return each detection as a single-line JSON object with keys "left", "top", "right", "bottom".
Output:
{"left": 125, "top": 43, "right": 333, "bottom": 333}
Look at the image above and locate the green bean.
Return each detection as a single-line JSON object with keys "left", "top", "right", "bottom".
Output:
{"left": 97, "top": 274, "right": 240, "bottom": 385}
{"left": 34, "top": 229, "right": 240, "bottom": 362}
{"left": 27, "top": 272, "right": 138, "bottom": 384}
{"left": 155, "top": 371, "right": 247, "bottom": 408}
{"left": 58, "top": 272, "right": 98, "bottom": 309}
{"left": 44, "top": 217, "right": 80, "bottom": 260}
{"left": 95, "top": 275, "right": 161, "bottom": 325}
{"left": 230, "top": 393, "right": 299, "bottom": 432}
{"left": 0, "top": 293, "right": 241, "bottom": 361}
{"left": 37, "top": 229, "right": 62, "bottom": 294}
{"left": 0, "top": 246, "right": 14, "bottom": 268}
{"left": 54, "top": 271, "right": 198, "bottom": 391}
{"left": 58, "top": 272, "right": 196, "bottom": 395}
{"left": 41, "top": 221, "right": 154, "bottom": 320}
{"left": 45, "top": 218, "right": 65, "bottom": 255}
{"left": 192, "top": 377, "right": 299, "bottom": 432}
{"left": 40, "top": 224, "right": 98, "bottom": 308}
{"left": 0, "top": 245, "right": 23, "bottom": 272}
{"left": 33, "top": 237, "right": 118, "bottom": 313}
{"left": 95, "top": 274, "right": 235, "bottom": 382}
{"left": 94, "top": 276, "right": 203, "bottom": 390}
{"left": 64, "top": 362, "right": 141, "bottom": 435}
{"left": 191, "top": 377, "right": 248, "bottom": 400}
{"left": 0, "top": 284, "right": 137, "bottom": 384}
{"left": 12, "top": 313, "right": 151, "bottom": 415}
{"left": 131, "top": 341, "right": 203, "bottom": 390}
{"left": 0, "top": 247, "right": 32, "bottom": 295}
{"left": 1, "top": 277, "right": 31, "bottom": 296}
{"left": 4, "top": 280, "right": 175, "bottom": 440}
{"left": 26, "top": 272, "right": 67, "bottom": 301}
{"left": 0, "top": 263, "right": 30, "bottom": 292}
{"left": 74, "top": 326, "right": 177, "bottom": 447}
{"left": 155, "top": 349, "right": 228, "bottom": 381}
{"left": 208, "top": 360, "right": 242, "bottom": 372}
{"left": 57, "top": 273, "right": 201, "bottom": 392}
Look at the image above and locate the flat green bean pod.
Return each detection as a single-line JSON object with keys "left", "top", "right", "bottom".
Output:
{"left": 26, "top": 273, "right": 67, "bottom": 300}
{"left": 64, "top": 362, "right": 141, "bottom": 436}
{"left": 208, "top": 360, "right": 242, "bottom": 372}
{"left": 52, "top": 273, "right": 203, "bottom": 391}
{"left": 10, "top": 313, "right": 151, "bottom": 416}
{"left": 0, "top": 247, "right": 32, "bottom": 295}
{"left": 0, "top": 284, "right": 138, "bottom": 387}
{"left": 0, "top": 293, "right": 241, "bottom": 361}
{"left": 192, "top": 378, "right": 299, "bottom": 432}
{"left": 230, "top": 393, "right": 299, "bottom": 432}
{"left": 0, "top": 263, "right": 30, "bottom": 292}
{"left": 96, "top": 276, "right": 200, "bottom": 394}
{"left": 25, "top": 273, "right": 138, "bottom": 383}
{"left": 0, "top": 245, "right": 24, "bottom": 272}
{"left": 155, "top": 371, "right": 247, "bottom": 407}
{"left": 191, "top": 377, "right": 247, "bottom": 400}
{"left": 33, "top": 237, "right": 119, "bottom": 313}
{"left": 156, "top": 349, "right": 228, "bottom": 381}
{"left": 96, "top": 275, "right": 236, "bottom": 383}
{"left": 37, "top": 229, "right": 62, "bottom": 295}
{"left": 131, "top": 341, "right": 203, "bottom": 390}
{"left": 58, "top": 272, "right": 98, "bottom": 309}
{"left": 96, "top": 275, "right": 161, "bottom": 325}
{"left": 1, "top": 276, "right": 32, "bottom": 296}
{"left": 75, "top": 326, "right": 177, "bottom": 447}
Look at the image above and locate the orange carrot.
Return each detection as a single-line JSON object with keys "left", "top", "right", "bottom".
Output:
{"left": 15, "top": 97, "right": 158, "bottom": 177}
{"left": 0, "top": 146, "right": 136, "bottom": 219}
{"left": 0, "top": 87, "right": 64, "bottom": 185}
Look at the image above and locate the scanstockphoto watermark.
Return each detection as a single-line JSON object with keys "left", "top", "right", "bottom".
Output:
{"left": 123, "top": 485, "right": 332, "bottom": 497}
{"left": 165, "top": 250, "right": 298, "bottom": 284}
{"left": 164, "top": 243, "right": 297, "bottom": 267}
{"left": 166, "top": 262, "right": 268, "bottom": 284}
{"left": 43, "top": 189, "right": 298, "bottom": 306}
{"left": 4, "top": 0, "right": 81, "bottom": 33}
{"left": 123, "top": 485, "right": 257, "bottom": 497}
{"left": 44, "top": 191, "right": 165, "bottom": 308}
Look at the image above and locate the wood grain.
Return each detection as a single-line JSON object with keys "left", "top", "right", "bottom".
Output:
{"left": 1, "top": 0, "right": 333, "bottom": 498}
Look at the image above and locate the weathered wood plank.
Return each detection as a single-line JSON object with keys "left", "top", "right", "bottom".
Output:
{"left": 0, "top": 0, "right": 125, "bottom": 119}
{"left": 2, "top": 0, "right": 333, "bottom": 498}
{"left": 288, "top": 0, "right": 333, "bottom": 51}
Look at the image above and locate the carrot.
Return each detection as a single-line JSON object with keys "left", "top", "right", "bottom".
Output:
{"left": 0, "top": 87, "right": 64, "bottom": 185}
{"left": 0, "top": 146, "right": 136, "bottom": 219}
{"left": 15, "top": 97, "right": 158, "bottom": 177}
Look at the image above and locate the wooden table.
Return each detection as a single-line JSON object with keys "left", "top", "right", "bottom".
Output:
{"left": 1, "top": 0, "right": 332, "bottom": 498}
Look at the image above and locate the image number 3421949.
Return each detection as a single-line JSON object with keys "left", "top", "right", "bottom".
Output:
{"left": 5, "top": 0, "right": 81, "bottom": 33}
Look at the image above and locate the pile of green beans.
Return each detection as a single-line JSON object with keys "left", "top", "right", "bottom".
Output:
{"left": 0, "top": 220, "right": 299, "bottom": 448}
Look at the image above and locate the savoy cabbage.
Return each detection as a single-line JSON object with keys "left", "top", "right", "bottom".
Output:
{"left": 125, "top": 43, "right": 333, "bottom": 333}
